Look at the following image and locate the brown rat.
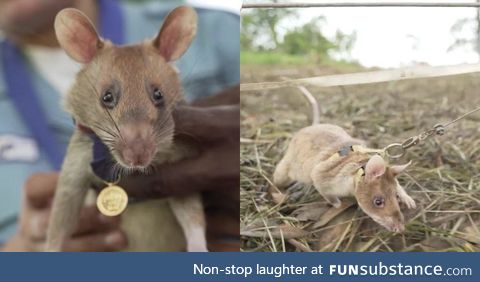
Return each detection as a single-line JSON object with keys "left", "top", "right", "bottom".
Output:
{"left": 273, "top": 102, "right": 416, "bottom": 232}
{"left": 46, "top": 6, "right": 207, "bottom": 251}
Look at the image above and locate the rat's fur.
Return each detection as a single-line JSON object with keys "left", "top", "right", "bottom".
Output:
{"left": 46, "top": 6, "right": 207, "bottom": 251}
{"left": 274, "top": 124, "right": 416, "bottom": 232}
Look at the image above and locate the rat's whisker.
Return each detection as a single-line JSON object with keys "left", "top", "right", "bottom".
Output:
{"left": 83, "top": 74, "right": 125, "bottom": 142}
{"left": 91, "top": 124, "right": 119, "bottom": 139}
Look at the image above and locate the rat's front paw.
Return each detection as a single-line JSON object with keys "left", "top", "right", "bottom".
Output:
{"left": 399, "top": 193, "right": 416, "bottom": 209}
{"left": 45, "top": 239, "right": 63, "bottom": 252}
{"left": 324, "top": 195, "right": 342, "bottom": 208}
{"left": 187, "top": 243, "right": 209, "bottom": 252}
{"left": 332, "top": 201, "right": 342, "bottom": 209}
{"left": 45, "top": 244, "right": 62, "bottom": 252}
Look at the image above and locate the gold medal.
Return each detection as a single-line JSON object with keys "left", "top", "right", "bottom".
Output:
{"left": 96, "top": 183, "right": 128, "bottom": 216}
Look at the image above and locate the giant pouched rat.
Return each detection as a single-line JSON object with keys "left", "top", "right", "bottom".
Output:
{"left": 45, "top": 6, "right": 207, "bottom": 251}
{"left": 273, "top": 92, "right": 416, "bottom": 232}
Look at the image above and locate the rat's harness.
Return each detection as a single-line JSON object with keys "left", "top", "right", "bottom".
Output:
{"left": 326, "top": 144, "right": 383, "bottom": 187}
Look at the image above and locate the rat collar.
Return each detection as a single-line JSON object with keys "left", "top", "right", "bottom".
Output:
{"left": 77, "top": 123, "right": 149, "bottom": 204}
{"left": 76, "top": 122, "right": 118, "bottom": 184}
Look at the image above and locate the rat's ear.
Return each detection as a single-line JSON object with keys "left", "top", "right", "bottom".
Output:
{"left": 153, "top": 6, "right": 197, "bottom": 62}
{"left": 55, "top": 8, "right": 102, "bottom": 64}
{"left": 391, "top": 160, "right": 412, "bottom": 175}
{"left": 365, "top": 155, "right": 386, "bottom": 181}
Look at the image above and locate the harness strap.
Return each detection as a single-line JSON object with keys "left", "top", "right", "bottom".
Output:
{"left": 354, "top": 165, "right": 366, "bottom": 189}
{"left": 327, "top": 144, "right": 383, "bottom": 162}
{"left": 326, "top": 145, "right": 379, "bottom": 188}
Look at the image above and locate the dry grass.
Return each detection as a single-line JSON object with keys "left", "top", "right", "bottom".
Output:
{"left": 240, "top": 65, "right": 480, "bottom": 252}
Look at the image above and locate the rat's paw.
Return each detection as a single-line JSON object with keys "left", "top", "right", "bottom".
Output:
{"left": 187, "top": 243, "right": 209, "bottom": 252}
{"left": 45, "top": 245, "right": 62, "bottom": 252}
{"left": 45, "top": 240, "right": 62, "bottom": 252}
{"left": 332, "top": 201, "right": 342, "bottom": 209}
{"left": 325, "top": 196, "right": 342, "bottom": 209}
{"left": 399, "top": 194, "right": 416, "bottom": 209}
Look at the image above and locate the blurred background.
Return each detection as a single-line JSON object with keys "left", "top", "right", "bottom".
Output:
{"left": 242, "top": 0, "right": 480, "bottom": 68}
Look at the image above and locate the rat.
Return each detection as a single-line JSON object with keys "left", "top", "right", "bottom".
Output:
{"left": 273, "top": 91, "right": 416, "bottom": 232}
{"left": 45, "top": 6, "right": 207, "bottom": 252}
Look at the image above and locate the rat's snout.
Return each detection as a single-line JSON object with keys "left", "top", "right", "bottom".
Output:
{"left": 388, "top": 211, "right": 405, "bottom": 233}
{"left": 117, "top": 122, "right": 156, "bottom": 168}
{"left": 390, "top": 222, "right": 405, "bottom": 233}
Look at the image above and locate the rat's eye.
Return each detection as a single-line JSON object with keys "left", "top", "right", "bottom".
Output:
{"left": 101, "top": 90, "right": 116, "bottom": 108}
{"left": 152, "top": 87, "right": 164, "bottom": 106}
{"left": 373, "top": 196, "right": 385, "bottom": 208}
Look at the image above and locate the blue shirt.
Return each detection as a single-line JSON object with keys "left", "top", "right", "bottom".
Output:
{"left": 0, "top": 1, "right": 239, "bottom": 242}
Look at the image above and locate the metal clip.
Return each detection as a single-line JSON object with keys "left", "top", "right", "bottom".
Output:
{"left": 384, "top": 143, "right": 405, "bottom": 159}
{"left": 418, "top": 129, "right": 435, "bottom": 141}
{"left": 401, "top": 136, "right": 419, "bottom": 149}
{"left": 433, "top": 124, "right": 445, "bottom": 136}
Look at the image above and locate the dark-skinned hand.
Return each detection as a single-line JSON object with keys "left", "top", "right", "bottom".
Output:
{"left": 120, "top": 85, "right": 240, "bottom": 251}
{"left": 1, "top": 173, "right": 127, "bottom": 252}
{"left": 120, "top": 103, "right": 239, "bottom": 199}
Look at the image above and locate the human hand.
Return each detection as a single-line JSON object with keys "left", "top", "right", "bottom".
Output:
{"left": 0, "top": 0, "right": 74, "bottom": 35}
{"left": 1, "top": 172, "right": 127, "bottom": 252}
{"left": 119, "top": 86, "right": 240, "bottom": 251}
{"left": 121, "top": 102, "right": 240, "bottom": 198}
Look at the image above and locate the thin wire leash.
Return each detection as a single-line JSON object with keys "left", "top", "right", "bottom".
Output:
{"left": 242, "top": 2, "right": 480, "bottom": 9}
{"left": 383, "top": 105, "right": 480, "bottom": 159}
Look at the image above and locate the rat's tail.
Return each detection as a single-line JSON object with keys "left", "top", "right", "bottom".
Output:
{"left": 296, "top": 85, "right": 320, "bottom": 125}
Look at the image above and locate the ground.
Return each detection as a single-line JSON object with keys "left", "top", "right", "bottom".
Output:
{"left": 240, "top": 63, "right": 480, "bottom": 252}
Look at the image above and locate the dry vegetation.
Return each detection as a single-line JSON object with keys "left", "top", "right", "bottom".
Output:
{"left": 240, "top": 64, "right": 480, "bottom": 252}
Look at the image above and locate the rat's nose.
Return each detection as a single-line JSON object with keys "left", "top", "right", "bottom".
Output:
{"left": 118, "top": 122, "right": 156, "bottom": 167}
{"left": 122, "top": 143, "right": 155, "bottom": 167}
{"left": 389, "top": 210, "right": 405, "bottom": 233}
{"left": 391, "top": 223, "right": 405, "bottom": 233}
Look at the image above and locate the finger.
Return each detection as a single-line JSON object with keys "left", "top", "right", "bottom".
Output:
{"left": 23, "top": 209, "right": 50, "bottom": 241}
{"left": 172, "top": 104, "right": 239, "bottom": 141}
{"left": 25, "top": 206, "right": 120, "bottom": 242}
{"left": 120, "top": 157, "right": 205, "bottom": 198}
{"left": 73, "top": 205, "right": 121, "bottom": 235}
{"left": 191, "top": 85, "right": 239, "bottom": 107}
{"left": 162, "top": 144, "right": 239, "bottom": 193}
{"left": 1, "top": 0, "right": 73, "bottom": 32}
{"left": 23, "top": 172, "right": 59, "bottom": 208}
{"left": 123, "top": 143, "right": 239, "bottom": 198}
{"left": 63, "top": 230, "right": 128, "bottom": 252}
{"left": 122, "top": 155, "right": 209, "bottom": 198}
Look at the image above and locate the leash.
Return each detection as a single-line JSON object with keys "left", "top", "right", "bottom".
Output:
{"left": 383, "top": 105, "right": 480, "bottom": 159}
{"left": 323, "top": 104, "right": 480, "bottom": 185}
